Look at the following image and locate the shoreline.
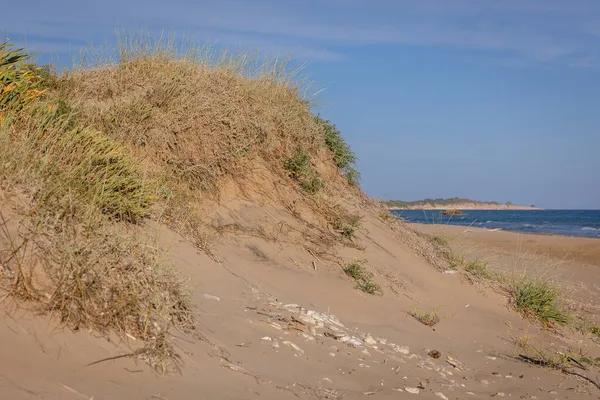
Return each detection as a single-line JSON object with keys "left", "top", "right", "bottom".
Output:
{"left": 409, "top": 222, "right": 600, "bottom": 239}
{"left": 387, "top": 206, "right": 540, "bottom": 211}
{"left": 411, "top": 222, "right": 600, "bottom": 266}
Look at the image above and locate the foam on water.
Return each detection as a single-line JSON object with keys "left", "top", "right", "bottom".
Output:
{"left": 391, "top": 210, "right": 600, "bottom": 238}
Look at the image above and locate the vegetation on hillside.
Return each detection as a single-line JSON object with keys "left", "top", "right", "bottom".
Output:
{"left": 315, "top": 115, "right": 360, "bottom": 185}
{"left": 383, "top": 198, "right": 501, "bottom": 208}
{"left": 0, "top": 34, "right": 363, "bottom": 372}
{"left": 382, "top": 197, "right": 534, "bottom": 209}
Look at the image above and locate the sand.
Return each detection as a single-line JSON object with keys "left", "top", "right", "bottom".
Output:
{"left": 413, "top": 223, "right": 600, "bottom": 324}
{"left": 1, "top": 208, "right": 600, "bottom": 399}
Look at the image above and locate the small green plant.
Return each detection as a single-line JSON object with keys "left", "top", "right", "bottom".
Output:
{"left": 343, "top": 261, "right": 382, "bottom": 295}
{"left": 511, "top": 278, "right": 568, "bottom": 326}
{"left": 465, "top": 259, "right": 490, "bottom": 278}
{"left": 332, "top": 213, "right": 361, "bottom": 239}
{"left": 300, "top": 175, "right": 324, "bottom": 194}
{"left": 379, "top": 211, "right": 397, "bottom": 223}
{"left": 315, "top": 115, "right": 360, "bottom": 185}
{"left": 430, "top": 235, "right": 448, "bottom": 246}
{"left": 409, "top": 306, "right": 442, "bottom": 327}
{"left": 284, "top": 146, "right": 323, "bottom": 194}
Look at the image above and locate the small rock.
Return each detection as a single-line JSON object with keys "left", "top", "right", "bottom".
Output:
{"left": 363, "top": 335, "right": 377, "bottom": 345}
{"left": 376, "top": 337, "right": 388, "bottom": 345}
{"left": 390, "top": 344, "right": 411, "bottom": 355}
{"left": 321, "top": 377, "right": 333, "bottom": 383}
{"left": 272, "top": 341, "right": 280, "bottom": 349}
{"left": 261, "top": 336, "right": 273, "bottom": 341}
{"left": 435, "top": 393, "right": 449, "bottom": 400}
{"left": 283, "top": 304, "right": 301, "bottom": 313}
{"left": 325, "top": 331, "right": 347, "bottom": 339}
{"left": 487, "top": 356, "right": 497, "bottom": 360}
{"left": 548, "top": 391, "right": 558, "bottom": 395}
{"left": 481, "top": 380, "right": 489, "bottom": 386}
{"left": 443, "top": 270, "right": 458, "bottom": 275}
{"left": 362, "top": 349, "right": 371, "bottom": 356}
{"left": 429, "top": 350, "right": 441, "bottom": 359}
{"left": 494, "top": 393, "right": 505, "bottom": 398}
{"left": 347, "top": 337, "right": 364, "bottom": 347}
{"left": 329, "top": 352, "right": 336, "bottom": 357}
{"left": 282, "top": 340, "right": 303, "bottom": 353}
{"left": 203, "top": 294, "right": 221, "bottom": 301}
{"left": 265, "top": 321, "right": 283, "bottom": 330}
{"left": 294, "top": 315, "right": 317, "bottom": 326}
{"left": 405, "top": 387, "right": 420, "bottom": 394}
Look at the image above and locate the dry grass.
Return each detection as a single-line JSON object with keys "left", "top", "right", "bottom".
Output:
{"left": 48, "top": 32, "right": 363, "bottom": 252}
{"left": 1, "top": 28, "right": 427, "bottom": 379}
{"left": 66, "top": 33, "right": 324, "bottom": 195}
{"left": 1, "top": 32, "right": 370, "bottom": 374}
{"left": 511, "top": 333, "right": 600, "bottom": 391}
{"left": 409, "top": 306, "right": 442, "bottom": 327}
{"left": 1, "top": 39, "right": 194, "bottom": 373}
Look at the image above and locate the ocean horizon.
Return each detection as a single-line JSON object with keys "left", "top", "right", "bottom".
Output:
{"left": 390, "top": 209, "right": 600, "bottom": 238}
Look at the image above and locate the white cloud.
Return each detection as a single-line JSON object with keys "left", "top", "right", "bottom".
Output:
{"left": 2, "top": 0, "right": 600, "bottom": 66}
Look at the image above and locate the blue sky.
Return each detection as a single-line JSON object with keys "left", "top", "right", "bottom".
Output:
{"left": 3, "top": 1, "right": 599, "bottom": 208}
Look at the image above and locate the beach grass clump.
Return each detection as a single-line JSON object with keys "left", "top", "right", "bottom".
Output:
{"left": 284, "top": 146, "right": 324, "bottom": 194}
{"left": 332, "top": 212, "right": 361, "bottom": 240}
{"left": 511, "top": 277, "right": 568, "bottom": 326}
{"left": 0, "top": 41, "right": 47, "bottom": 116}
{"left": 65, "top": 30, "right": 327, "bottom": 197}
{"left": 1, "top": 37, "right": 194, "bottom": 372}
{"left": 1, "top": 101, "right": 151, "bottom": 222}
{"left": 343, "top": 261, "right": 382, "bottom": 295}
{"left": 409, "top": 306, "right": 442, "bottom": 327}
{"left": 465, "top": 259, "right": 490, "bottom": 279}
{"left": 430, "top": 235, "right": 449, "bottom": 246}
{"left": 316, "top": 115, "right": 360, "bottom": 185}
{"left": 379, "top": 211, "right": 397, "bottom": 223}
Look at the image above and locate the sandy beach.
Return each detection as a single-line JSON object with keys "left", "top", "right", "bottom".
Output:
{"left": 412, "top": 223, "right": 600, "bottom": 267}
{"left": 412, "top": 223, "right": 600, "bottom": 325}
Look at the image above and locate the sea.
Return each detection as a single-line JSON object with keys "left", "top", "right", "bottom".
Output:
{"left": 389, "top": 209, "right": 600, "bottom": 238}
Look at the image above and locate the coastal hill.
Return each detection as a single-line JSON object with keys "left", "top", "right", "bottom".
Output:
{"left": 0, "top": 37, "right": 597, "bottom": 399}
{"left": 383, "top": 197, "right": 539, "bottom": 210}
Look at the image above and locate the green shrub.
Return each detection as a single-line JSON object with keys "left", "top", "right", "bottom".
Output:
{"left": 332, "top": 213, "right": 361, "bottom": 240}
{"left": 512, "top": 279, "right": 568, "bottom": 326}
{"left": 284, "top": 146, "right": 323, "bottom": 194}
{"left": 315, "top": 115, "right": 360, "bottom": 185}
{"left": 343, "top": 261, "right": 382, "bottom": 295}
{"left": 465, "top": 259, "right": 490, "bottom": 278}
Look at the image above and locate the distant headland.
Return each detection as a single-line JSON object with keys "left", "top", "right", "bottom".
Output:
{"left": 382, "top": 198, "right": 540, "bottom": 210}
